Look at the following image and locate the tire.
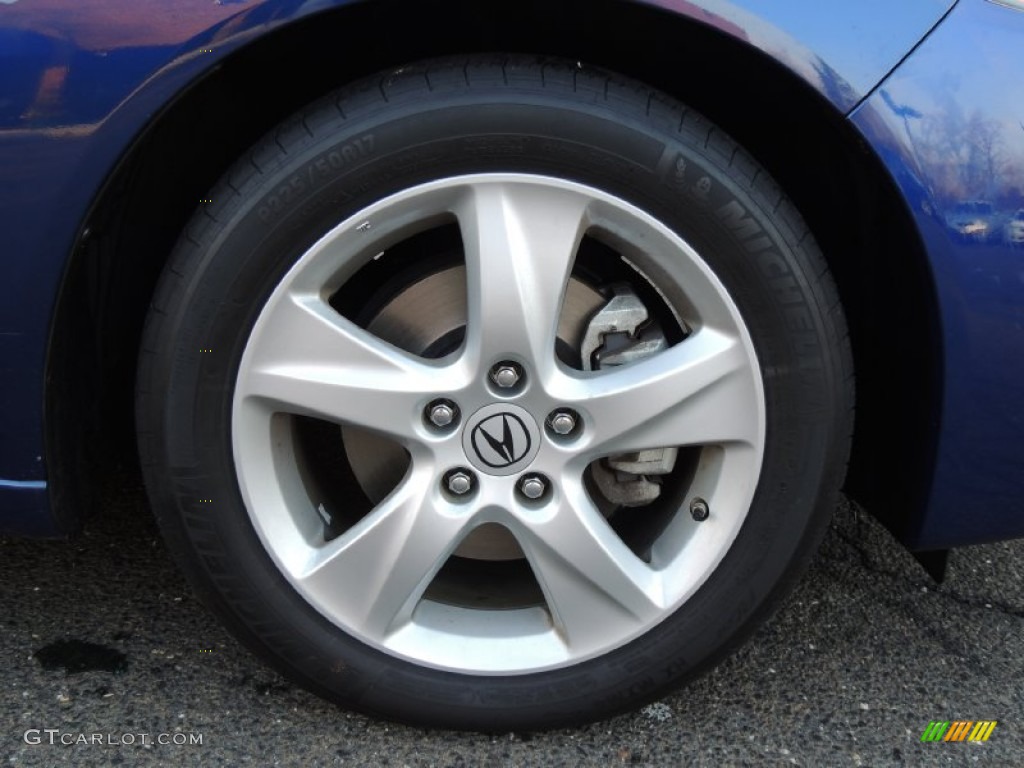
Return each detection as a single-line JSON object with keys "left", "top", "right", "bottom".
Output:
{"left": 136, "top": 55, "right": 853, "bottom": 730}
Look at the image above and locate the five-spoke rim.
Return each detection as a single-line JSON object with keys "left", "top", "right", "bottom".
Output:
{"left": 231, "top": 174, "right": 765, "bottom": 674}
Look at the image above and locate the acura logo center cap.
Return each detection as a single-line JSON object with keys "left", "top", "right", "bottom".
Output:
{"left": 463, "top": 403, "right": 541, "bottom": 476}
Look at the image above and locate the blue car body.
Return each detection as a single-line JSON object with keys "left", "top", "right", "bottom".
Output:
{"left": 1, "top": 0, "right": 1021, "bottom": 552}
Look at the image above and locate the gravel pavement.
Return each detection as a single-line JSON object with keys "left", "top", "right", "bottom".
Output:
{"left": 2, "top": 478, "right": 1022, "bottom": 767}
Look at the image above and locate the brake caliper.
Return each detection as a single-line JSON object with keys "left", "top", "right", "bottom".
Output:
{"left": 581, "top": 284, "right": 678, "bottom": 507}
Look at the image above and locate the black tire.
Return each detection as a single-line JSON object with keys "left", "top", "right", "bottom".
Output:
{"left": 136, "top": 55, "right": 853, "bottom": 730}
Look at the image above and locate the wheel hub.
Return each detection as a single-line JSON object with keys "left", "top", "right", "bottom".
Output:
{"left": 342, "top": 264, "right": 604, "bottom": 561}
{"left": 463, "top": 403, "right": 541, "bottom": 476}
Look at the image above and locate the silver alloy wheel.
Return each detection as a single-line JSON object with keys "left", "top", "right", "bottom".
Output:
{"left": 231, "top": 174, "right": 765, "bottom": 674}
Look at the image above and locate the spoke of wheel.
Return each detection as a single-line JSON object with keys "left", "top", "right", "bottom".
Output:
{"left": 511, "top": 484, "right": 665, "bottom": 652}
{"left": 294, "top": 477, "right": 472, "bottom": 640}
{"left": 239, "top": 292, "right": 460, "bottom": 439}
{"left": 567, "top": 328, "right": 760, "bottom": 456}
{"left": 455, "top": 181, "right": 590, "bottom": 372}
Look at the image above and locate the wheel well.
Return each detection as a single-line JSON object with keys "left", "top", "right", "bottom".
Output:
{"left": 48, "top": 0, "right": 941, "bottom": 544}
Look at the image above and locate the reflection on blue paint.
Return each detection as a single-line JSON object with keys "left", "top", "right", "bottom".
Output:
{"left": 852, "top": 0, "right": 1024, "bottom": 548}
{"left": 637, "top": 0, "right": 953, "bottom": 112}
{"left": 0, "top": 478, "right": 47, "bottom": 490}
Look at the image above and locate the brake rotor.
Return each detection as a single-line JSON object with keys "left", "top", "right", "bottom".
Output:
{"left": 342, "top": 265, "right": 605, "bottom": 561}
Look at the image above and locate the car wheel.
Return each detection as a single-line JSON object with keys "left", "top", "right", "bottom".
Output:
{"left": 136, "top": 56, "right": 853, "bottom": 729}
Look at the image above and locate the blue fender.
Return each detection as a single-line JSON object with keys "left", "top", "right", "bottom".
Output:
{"left": 0, "top": 0, "right": 956, "bottom": 533}
{"left": 850, "top": 0, "right": 1024, "bottom": 548}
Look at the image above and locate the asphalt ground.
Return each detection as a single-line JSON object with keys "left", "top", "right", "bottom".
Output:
{"left": 2, "top": 477, "right": 1022, "bottom": 767}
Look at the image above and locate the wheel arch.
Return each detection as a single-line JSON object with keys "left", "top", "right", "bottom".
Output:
{"left": 46, "top": 0, "right": 942, "bottom": 545}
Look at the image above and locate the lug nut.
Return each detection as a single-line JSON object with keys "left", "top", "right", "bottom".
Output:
{"left": 690, "top": 497, "right": 709, "bottom": 522}
{"left": 547, "top": 409, "right": 578, "bottom": 436}
{"left": 490, "top": 362, "right": 522, "bottom": 389}
{"left": 446, "top": 469, "right": 474, "bottom": 497}
{"left": 426, "top": 400, "right": 458, "bottom": 428}
{"left": 519, "top": 474, "right": 547, "bottom": 500}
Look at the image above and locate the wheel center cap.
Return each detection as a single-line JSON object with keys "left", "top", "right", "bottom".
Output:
{"left": 463, "top": 403, "right": 541, "bottom": 476}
